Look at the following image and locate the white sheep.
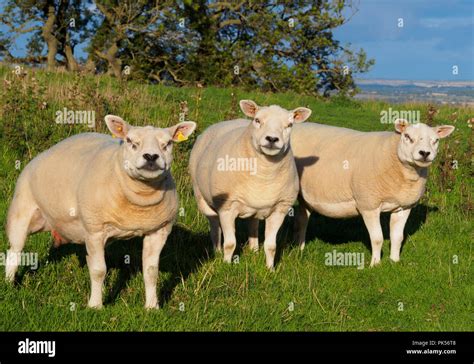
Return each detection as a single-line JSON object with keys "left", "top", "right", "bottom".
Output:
{"left": 189, "top": 100, "right": 311, "bottom": 269}
{"left": 5, "top": 115, "right": 196, "bottom": 309}
{"left": 292, "top": 119, "right": 455, "bottom": 266}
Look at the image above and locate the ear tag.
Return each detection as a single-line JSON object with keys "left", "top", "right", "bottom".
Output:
{"left": 176, "top": 131, "right": 188, "bottom": 142}
{"left": 112, "top": 126, "right": 122, "bottom": 138}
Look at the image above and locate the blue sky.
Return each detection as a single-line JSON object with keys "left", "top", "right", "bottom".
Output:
{"left": 1, "top": 0, "right": 473, "bottom": 81}
{"left": 334, "top": 0, "right": 474, "bottom": 80}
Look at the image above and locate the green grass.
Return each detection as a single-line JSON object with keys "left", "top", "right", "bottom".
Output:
{"left": 0, "top": 65, "right": 472, "bottom": 331}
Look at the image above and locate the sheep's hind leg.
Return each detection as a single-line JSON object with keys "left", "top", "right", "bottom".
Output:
{"left": 295, "top": 201, "right": 311, "bottom": 251}
{"left": 219, "top": 210, "right": 238, "bottom": 264}
{"left": 194, "top": 187, "right": 222, "bottom": 252}
{"left": 5, "top": 193, "right": 44, "bottom": 282}
{"left": 248, "top": 218, "right": 259, "bottom": 252}
{"left": 208, "top": 216, "right": 222, "bottom": 253}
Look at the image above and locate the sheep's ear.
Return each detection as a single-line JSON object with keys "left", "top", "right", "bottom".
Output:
{"left": 105, "top": 115, "right": 130, "bottom": 139}
{"left": 292, "top": 107, "right": 312, "bottom": 123}
{"left": 239, "top": 100, "right": 259, "bottom": 118}
{"left": 168, "top": 121, "right": 196, "bottom": 142}
{"left": 394, "top": 118, "right": 409, "bottom": 133}
{"left": 434, "top": 125, "right": 455, "bottom": 138}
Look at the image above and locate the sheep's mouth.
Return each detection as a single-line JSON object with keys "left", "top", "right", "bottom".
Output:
{"left": 260, "top": 144, "right": 282, "bottom": 155}
{"left": 414, "top": 158, "right": 433, "bottom": 167}
{"left": 139, "top": 162, "right": 164, "bottom": 172}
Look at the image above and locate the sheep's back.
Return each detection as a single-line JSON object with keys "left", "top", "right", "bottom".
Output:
{"left": 292, "top": 123, "right": 398, "bottom": 211}
{"left": 189, "top": 119, "right": 250, "bottom": 197}
{"left": 21, "top": 133, "right": 119, "bottom": 220}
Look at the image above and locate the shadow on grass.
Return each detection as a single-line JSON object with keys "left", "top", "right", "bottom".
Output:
{"left": 15, "top": 203, "right": 437, "bottom": 291}
{"left": 18, "top": 225, "right": 212, "bottom": 307}
{"left": 278, "top": 203, "right": 438, "bottom": 258}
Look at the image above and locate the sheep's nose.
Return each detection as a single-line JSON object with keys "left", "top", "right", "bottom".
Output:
{"left": 265, "top": 136, "right": 279, "bottom": 144}
{"left": 418, "top": 150, "right": 431, "bottom": 159}
{"left": 143, "top": 153, "right": 159, "bottom": 162}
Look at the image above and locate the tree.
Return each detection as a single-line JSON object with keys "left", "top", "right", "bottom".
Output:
{"left": 90, "top": 0, "right": 182, "bottom": 80}
{"left": 1, "top": 0, "right": 374, "bottom": 96}
{"left": 1, "top": 0, "right": 93, "bottom": 70}
{"left": 179, "top": 0, "right": 374, "bottom": 96}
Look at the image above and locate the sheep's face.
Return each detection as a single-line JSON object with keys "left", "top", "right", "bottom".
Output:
{"left": 240, "top": 100, "right": 311, "bottom": 157}
{"left": 395, "top": 120, "right": 454, "bottom": 168}
{"left": 105, "top": 115, "right": 196, "bottom": 181}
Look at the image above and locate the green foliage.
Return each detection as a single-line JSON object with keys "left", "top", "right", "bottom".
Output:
{"left": 0, "top": 0, "right": 93, "bottom": 67}
{"left": 178, "top": 0, "right": 374, "bottom": 96}
{"left": 1, "top": 1, "right": 374, "bottom": 96}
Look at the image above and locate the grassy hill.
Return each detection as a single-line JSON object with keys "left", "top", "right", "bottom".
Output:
{"left": 0, "top": 65, "right": 472, "bottom": 331}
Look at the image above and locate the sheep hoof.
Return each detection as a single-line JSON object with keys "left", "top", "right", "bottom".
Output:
{"left": 369, "top": 258, "right": 381, "bottom": 268}
{"left": 248, "top": 245, "right": 259, "bottom": 253}
{"left": 87, "top": 302, "right": 103, "bottom": 310}
{"left": 5, "top": 269, "right": 16, "bottom": 283}
{"left": 145, "top": 304, "right": 160, "bottom": 310}
{"left": 87, "top": 304, "right": 104, "bottom": 310}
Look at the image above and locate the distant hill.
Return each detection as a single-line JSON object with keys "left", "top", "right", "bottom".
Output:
{"left": 356, "top": 79, "right": 474, "bottom": 88}
{"left": 354, "top": 79, "right": 474, "bottom": 105}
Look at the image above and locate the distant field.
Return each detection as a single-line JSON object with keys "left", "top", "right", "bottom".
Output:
{"left": 0, "top": 65, "right": 472, "bottom": 331}
{"left": 356, "top": 82, "right": 474, "bottom": 105}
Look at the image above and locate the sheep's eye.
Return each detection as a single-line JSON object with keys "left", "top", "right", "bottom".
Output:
{"left": 433, "top": 138, "right": 439, "bottom": 144}
{"left": 126, "top": 138, "right": 138, "bottom": 149}
{"left": 404, "top": 134, "right": 414, "bottom": 143}
{"left": 287, "top": 123, "right": 293, "bottom": 128}
{"left": 161, "top": 139, "right": 173, "bottom": 150}
{"left": 254, "top": 118, "right": 261, "bottom": 124}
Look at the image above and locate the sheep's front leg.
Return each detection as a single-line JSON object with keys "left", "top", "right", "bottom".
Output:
{"left": 248, "top": 218, "right": 259, "bottom": 252}
{"left": 219, "top": 210, "right": 238, "bottom": 263}
{"left": 360, "top": 209, "right": 383, "bottom": 267}
{"left": 142, "top": 222, "right": 173, "bottom": 309}
{"left": 264, "top": 210, "right": 287, "bottom": 270}
{"left": 85, "top": 234, "right": 107, "bottom": 309}
{"left": 389, "top": 209, "right": 411, "bottom": 262}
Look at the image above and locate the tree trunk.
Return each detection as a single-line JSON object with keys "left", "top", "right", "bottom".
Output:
{"left": 96, "top": 42, "right": 122, "bottom": 79}
{"left": 42, "top": 5, "right": 58, "bottom": 71}
{"left": 107, "top": 42, "right": 122, "bottom": 79}
{"left": 64, "top": 34, "right": 79, "bottom": 72}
